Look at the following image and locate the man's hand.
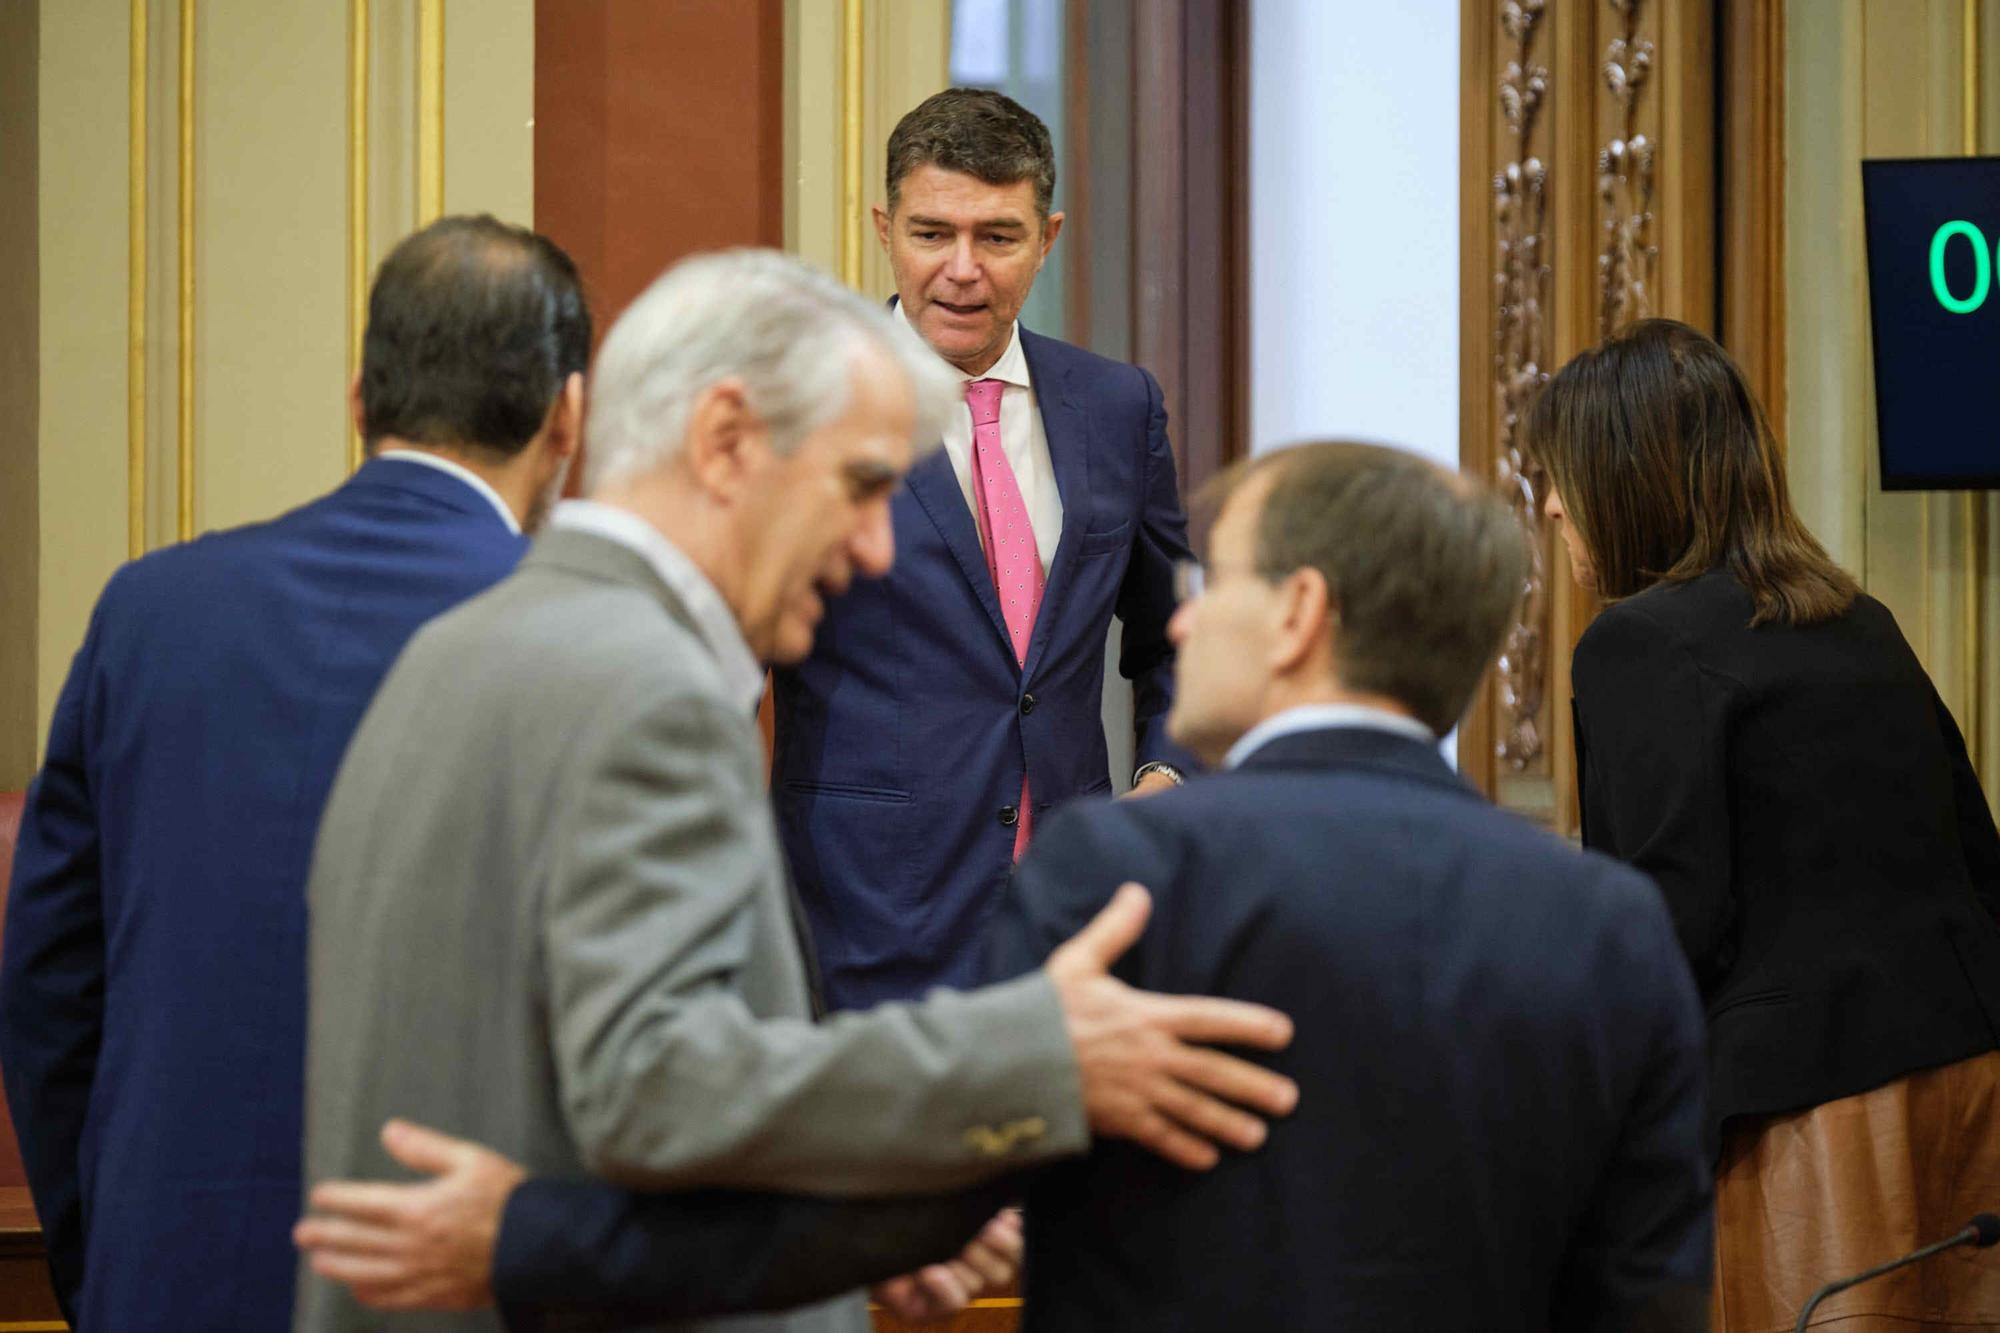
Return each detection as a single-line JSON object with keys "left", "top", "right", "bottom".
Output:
{"left": 293, "top": 1118, "right": 525, "bottom": 1312}
{"left": 1047, "top": 883, "right": 1298, "bottom": 1170}
{"left": 1122, "top": 771, "right": 1180, "bottom": 800}
{"left": 870, "top": 1208, "right": 1024, "bottom": 1323}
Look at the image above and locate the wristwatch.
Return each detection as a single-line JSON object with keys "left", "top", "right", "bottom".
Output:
{"left": 1132, "top": 761, "right": 1186, "bottom": 787}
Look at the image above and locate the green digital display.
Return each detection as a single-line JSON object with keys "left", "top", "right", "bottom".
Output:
{"left": 1862, "top": 156, "right": 2000, "bottom": 488}
{"left": 1929, "top": 220, "right": 1992, "bottom": 313}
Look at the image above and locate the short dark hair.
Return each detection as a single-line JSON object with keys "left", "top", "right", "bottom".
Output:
{"left": 886, "top": 88, "right": 1056, "bottom": 220}
{"left": 1231, "top": 442, "right": 1529, "bottom": 736}
{"left": 1524, "top": 318, "right": 1857, "bottom": 625}
{"left": 361, "top": 214, "right": 591, "bottom": 457}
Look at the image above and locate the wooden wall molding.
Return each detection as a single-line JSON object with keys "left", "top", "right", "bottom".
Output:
{"left": 1461, "top": 0, "right": 1766, "bottom": 830}
{"left": 1597, "top": 0, "right": 1657, "bottom": 335}
{"left": 1492, "top": 0, "right": 1555, "bottom": 774}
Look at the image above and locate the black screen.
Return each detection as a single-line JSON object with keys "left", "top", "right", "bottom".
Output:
{"left": 1861, "top": 156, "right": 2000, "bottom": 490}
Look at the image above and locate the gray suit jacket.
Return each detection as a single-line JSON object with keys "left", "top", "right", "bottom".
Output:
{"left": 295, "top": 529, "right": 1087, "bottom": 1333}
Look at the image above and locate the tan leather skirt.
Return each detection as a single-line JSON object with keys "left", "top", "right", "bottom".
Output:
{"left": 1712, "top": 1049, "right": 2000, "bottom": 1332}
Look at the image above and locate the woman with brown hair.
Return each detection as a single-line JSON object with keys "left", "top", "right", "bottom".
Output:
{"left": 1527, "top": 318, "right": 2000, "bottom": 1331}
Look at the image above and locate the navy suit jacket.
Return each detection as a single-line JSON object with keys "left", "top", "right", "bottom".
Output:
{"left": 774, "top": 325, "right": 1195, "bottom": 1009}
{"left": 0, "top": 459, "right": 525, "bottom": 1329}
{"left": 985, "top": 726, "right": 1714, "bottom": 1332}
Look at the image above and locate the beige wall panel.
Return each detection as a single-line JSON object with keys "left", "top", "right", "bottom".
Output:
{"left": 1975, "top": 3, "right": 2000, "bottom": 794}
{"left": 142, "top": 0, "right": 182, "bottom": 547}
{"left": 1784, "top": 0, "right": 1868, "bottom": 573}
{"left": 1858, "top": 0, "right": 1946, "bottom": 661}
{"left": 785, "top": 0, "right": 842, "bottom": 276}
{"left": 371, "top": 0, "right": 418, "bottom": 272}
{"left": 784, "top": 0, "right": 948, "bottom": 295}
{"left": 0, "top": 1, "right": 38, "bottom": 787}
{"left": 443, "top": 0, "right": 534, "bottom": 225}
{"left": 1789, "top": 0, "right": 2000, "bottom": 810}
{"left": 37, "top": 0, "right": 132, "bottom": 744}
{"left": 859, "top": 0, "right": 950, "bottom": 301}
{"left": 195, "top": 0, "right": 349, "bottom": 533}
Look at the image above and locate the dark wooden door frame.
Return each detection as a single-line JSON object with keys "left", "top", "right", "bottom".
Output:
{"left": 1129, "top": 0, "right": 1252, "bottom": 528}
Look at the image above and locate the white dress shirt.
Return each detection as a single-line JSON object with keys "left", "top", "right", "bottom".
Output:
{"left": 374, "top": 448, "right": 521, "bottom": 534}
{"left": 898, "top": 303, "right": 1063, "bottom": 575}
{"left": 1223, "top": 703, "right": 1436, "bottom": 771}
{"left": 548, "top": 500, "right": 766, "bottom": 715}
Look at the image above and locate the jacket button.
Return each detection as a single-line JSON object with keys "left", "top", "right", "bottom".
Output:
{"left": 998, "top": 805, "right": 1019, "bottom": 828}
{"left": 1020, "top": 693, "right": 1037, "bottom": 715}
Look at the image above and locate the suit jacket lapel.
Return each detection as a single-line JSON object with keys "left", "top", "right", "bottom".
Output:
{"left": 1021, "top": 328, "right": 1089, "bottom": 683}
{"left": 904, "top": 452, "right": 1016, "bottom": 658}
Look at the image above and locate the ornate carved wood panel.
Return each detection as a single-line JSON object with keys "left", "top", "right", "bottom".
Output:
{"left": 1461, "top": 0, "right": 1776, "bottom": 831}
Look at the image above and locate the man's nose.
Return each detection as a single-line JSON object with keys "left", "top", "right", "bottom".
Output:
{"left": 1168, "top": 600, "right": 1193, "bottom": 647}
{"left": 943, "top": 237, "right": 980, "bottom": 285}
{"left": 852, "top": 504, "right": 896, "bottom": 577}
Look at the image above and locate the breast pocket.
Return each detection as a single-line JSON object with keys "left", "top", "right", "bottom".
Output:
{"left": 1078, "top": 521, "right": 1132, "bottom": 558}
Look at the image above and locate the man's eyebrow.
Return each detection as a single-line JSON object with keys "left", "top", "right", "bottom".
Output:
{"left": 903, "top": 214, "right": 1029, "bottom": 233}
{"left": 845, "top": 458, "right": 903, "bottom": 489}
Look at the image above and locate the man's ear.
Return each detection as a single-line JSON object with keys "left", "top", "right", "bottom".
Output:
{"left": 1270, "top": 567, "right": 1336, "bottom": 677}
{"left": 549, "top": 372, "right": 585, "bottom": 462}
{"left": 348, "top": 373, "right": 367, "bottom": 441}
{"left": 873, "top": 203, "right": 893, "bottom": 254}
{"left": 681, "top": 378, "right": 757, "bottom": 500}
{"left": 1039, "top": 210, "right": 1066, "bottom": 265}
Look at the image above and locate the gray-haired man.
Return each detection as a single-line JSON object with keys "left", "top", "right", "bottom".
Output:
{"left": 294, "top": 249, "right": 1296, "bottom": 1333}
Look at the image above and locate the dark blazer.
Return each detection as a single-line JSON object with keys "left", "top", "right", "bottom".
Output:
{"left": 984, "top": 725, "right": 1713, "bottom": 1332}
{"left": 1571, "top": 568, "right": 2000, "bottom": 1151}
{"left": 0, "top": 459, "right": 527, "bottom": 1329}
{"left": 773, "top": 324, "right": 1195, "bottom": 1010}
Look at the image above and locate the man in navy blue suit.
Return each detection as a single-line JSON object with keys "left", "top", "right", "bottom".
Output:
{"left": 774, "top": 88, "right": 1197, "bottom": 1010}
{"left": 0, "top": 215, "right": 588, "bottom": 1329}
{"left": 988, "top": 442, "right": 1714, "bottom": 1330}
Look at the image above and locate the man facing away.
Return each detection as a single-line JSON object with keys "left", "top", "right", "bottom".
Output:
{"left": 0, "top": 215, "right": 585, "bottom": 1330}
{"left": 985, "top": 443, "right": 1715, "bottom": 1331}
{"left": 774, "top": 88, "right": 1199, "bottom": 1010}
{"left": 295, "top": 248, "right": 1297, "bottom": 1333}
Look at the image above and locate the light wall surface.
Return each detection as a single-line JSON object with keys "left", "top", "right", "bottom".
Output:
{"left": 1248, "top": 0, "right": 1460, "bottom": 470}
{"left": 29, "top": 0, "right": 534, "bottom": 755}
{"left": 1786, "top": 0, "right": 2000, "bottom": 805}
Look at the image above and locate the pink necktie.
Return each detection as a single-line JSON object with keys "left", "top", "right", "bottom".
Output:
{"left": 965, "top": 378, "right": 1043, "bottom": 860}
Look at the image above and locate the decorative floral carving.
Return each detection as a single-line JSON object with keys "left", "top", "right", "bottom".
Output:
{"left": 1599, "top": 0, "right": 1658, "bottom": 335}
{"left": 1493, "top": 0, "right": 1551, "bottom": 769}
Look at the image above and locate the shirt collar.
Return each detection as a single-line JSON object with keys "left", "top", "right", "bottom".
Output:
{"left": 547, "top": 500, "right": 766, "bottom": 715}
{"left": 1223, "top": 703, "right": 1436, "bottom": 771}
{"left": 374, "top": 448, "right": 521, "bottom": 534}
{"left": 895, "top": 301, "right": 1032, "bottom": 390}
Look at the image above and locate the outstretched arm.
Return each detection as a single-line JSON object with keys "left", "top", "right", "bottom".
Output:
{"left": 295, "top": 1119, "right": 1021, "bottom": 1329}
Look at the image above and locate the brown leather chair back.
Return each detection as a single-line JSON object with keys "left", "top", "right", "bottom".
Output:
{"left": 0, "top": 791, "right": 30, "bottom": 1188}
{"left": 0, "top": 791, "right": 22, "bottom": 886}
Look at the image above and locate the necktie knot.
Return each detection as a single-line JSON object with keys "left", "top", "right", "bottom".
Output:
{"left": 964, "top": 378, "right": 1004, "bottom": 426}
